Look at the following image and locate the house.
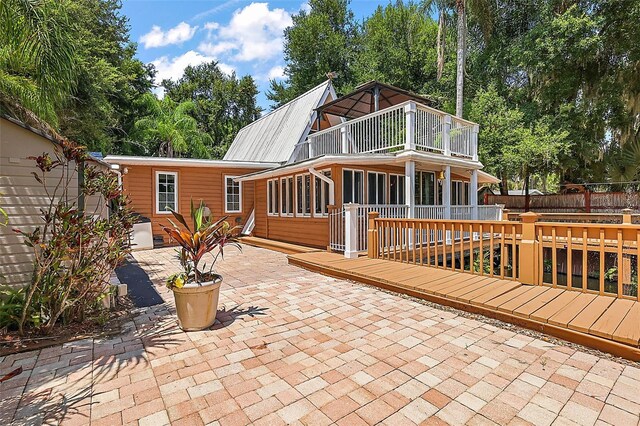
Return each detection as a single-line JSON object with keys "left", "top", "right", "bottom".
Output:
{"left": 0, "top": 116, "right": 111, "bottom": 288}
{"left": 105, "top": 80, "right": 500, "bottom": 252}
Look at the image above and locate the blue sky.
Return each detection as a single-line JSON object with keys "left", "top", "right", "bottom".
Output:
{"left": 121, "top": 1, "right": 388, "bottom": 111}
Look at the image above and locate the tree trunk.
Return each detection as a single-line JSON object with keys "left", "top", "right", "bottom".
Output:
{"left": 500, "top": 172, "right": 508, "bottom": 195}
{"left": 437, "top": 10, "right": 446, "bottom": 81}
{"left": 455, "top": 0, "right": 466, "bottom": 118}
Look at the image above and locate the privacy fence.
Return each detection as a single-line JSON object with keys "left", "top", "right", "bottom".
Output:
{"left": 486, "top": 192, "right": 640, "bottom": 213}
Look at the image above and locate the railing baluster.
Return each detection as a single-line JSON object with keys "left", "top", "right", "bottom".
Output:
{"left": 511, "top": 224, "right": 517, "bottom": 280}
{"left": 489, "top": 224, "right": 494, "bottom": 277}
{"left": 552, "top": 226, "right": 557, "bottom": 287}
{"left": 500, "top": 226, "right": 505, "bottom": 279}
{"left": 479, "top": 223, "right": 484, "bottom": 276}
{"left": 583, "top": 228, "right": 588, "bottom": 292}
{"left": 538, "top": 226, "right": 544, "bottom": 285}
{"left": 617, "top": 229, "right": 623, "bottom": 298}
{"left": 567, "top": 227, "right": 573, "bottom": 288}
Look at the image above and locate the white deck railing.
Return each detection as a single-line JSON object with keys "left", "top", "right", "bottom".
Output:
{"left": 291, "top": 101, "right": 478, "bottom": 163}
{"left": 331, "top": 204, "right": 503, "bottom": 255}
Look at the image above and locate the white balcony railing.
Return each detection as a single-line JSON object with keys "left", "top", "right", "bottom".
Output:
{"left": 290, "top": 101, "right": 478, "bottom": 163}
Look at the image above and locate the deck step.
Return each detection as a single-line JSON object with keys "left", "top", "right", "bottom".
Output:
{"left": 240, "top": 236, "right": 320, "bottom": 255}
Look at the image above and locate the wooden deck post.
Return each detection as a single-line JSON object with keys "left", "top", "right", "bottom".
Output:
{"left": 519, "top": 212, "right": 540, "bottom": 285}
{"left": 368, "top": 212, "right": 379, "bottom": 259}
{"left": 622, "top": 208, "right": 632, "bottom": 224}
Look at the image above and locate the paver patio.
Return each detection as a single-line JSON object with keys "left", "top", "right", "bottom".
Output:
{"left": 1, "top": 245, "right": 639, "bottom": 425}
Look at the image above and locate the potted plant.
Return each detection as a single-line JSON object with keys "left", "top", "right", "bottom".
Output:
{"left": 162, "top": 201, "right": 241, "bottom": 331}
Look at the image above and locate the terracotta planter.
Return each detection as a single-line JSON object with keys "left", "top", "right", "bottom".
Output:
{"left": 172, "top": 277, "right": 222, "bottom": 331}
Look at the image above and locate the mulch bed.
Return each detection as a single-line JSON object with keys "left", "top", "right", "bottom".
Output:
{"left": 0, "top": 297, "right": 139, "bottom": 356}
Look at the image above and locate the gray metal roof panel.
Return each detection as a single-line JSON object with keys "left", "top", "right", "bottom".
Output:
{"left": 223, "top": 81, "right": 331, "bottom": 163}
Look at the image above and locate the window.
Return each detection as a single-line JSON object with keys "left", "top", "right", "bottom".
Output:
{"left": 280, "top": 177, "right": 294, "bottom": 215}
{"left": 156, "top": 171, "right": 177, "bottom": 213}
{"left": 295, "top": 174, "right": 312, "bottom": 216}
{"left": 415, "top": 171, "right": 435, "bottom": 205}
{"left": 367, "top": 172, "right": 386, "bottom": 204}
{"left": 267, "top": 179, "right": 279, "bottom": 216}
{"left": 389, "top": 174, "right": 405, "bottom": 205}
{"left": 314, "top": 171, "right": 331, "bottom": 216}
{"left": 451, "top": 181, "right": 469, "bottom": 205}
{"left": 342, "top": 169, "right": 364, "bottom": 204}
{"left": 225, "top": 176, "right": 241, "bottom": 213}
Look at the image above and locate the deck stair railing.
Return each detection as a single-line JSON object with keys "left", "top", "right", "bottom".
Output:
{"left": 291, "top": 101, "right": 479, "bottom": 163}
{"left": 367, "top": 211, "right": 640, "bottom": 300}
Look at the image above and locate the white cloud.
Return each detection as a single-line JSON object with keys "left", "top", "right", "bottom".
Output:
{"left": 192, "top": 0, "right": 243, "bottom": 22}
{"left": 299, "top": 2, "right": 311, "bottom": 13}
{"left": 268, "top": 65, "right": 285, "bottom": 80}
{"left": 140, "top": 22, "right": 198, "bottom": 48}
{"left": 151, "top": 50, "right": 234, "bottom": 86}
{"left": 203, "top": 2, "right": 293, "bottom": 62}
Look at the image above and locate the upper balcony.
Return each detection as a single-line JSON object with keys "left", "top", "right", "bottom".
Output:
{"left": 288, "top": 81, "right": 479, "bottom": 164}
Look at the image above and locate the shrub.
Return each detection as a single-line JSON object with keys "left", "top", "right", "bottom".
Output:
{"left": 12, "top": 139, "right": 134, "bottom": 335}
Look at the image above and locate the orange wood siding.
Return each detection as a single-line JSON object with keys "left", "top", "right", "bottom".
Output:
{"left": 122, "top": 165, "right": 259, "bottom": 243}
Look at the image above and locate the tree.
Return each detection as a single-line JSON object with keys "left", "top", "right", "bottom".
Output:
{"left": 58, "top": 0, "right": 154, "bottom": 154}
{"left": 469, "top": 86, "right": 570, "bottom": 195}
{"left": 267, "top": 0, "right": 359, "bottom": 107}
{"left": 133, "top": 94, "right": 212, "bottom": 158}
{"left": 0, "top": 0, "right": 77, "bottom": 126}
{"left": 162, "top": 62, "right": 261, "bottom": 158}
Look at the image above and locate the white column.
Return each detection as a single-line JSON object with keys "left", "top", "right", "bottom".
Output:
{"left": 344, "top": 203, "right": 359, "bottom": 259}
{"left": 405, "top": 160, "right": 415, "bottom": 218}
{"left": 443, "top": 166, "right": 451, "bottom": 219}
{"left": 404, "top": 102, "right": 416, "bottom": 151}
{"left": 471, "top": 124, "right": 479, "bottom": 162}
{"left": 443, "top": 115, "right": 452, "bottom": 156}
{"left": 341, "top": 126, "right": 348, "bottom": 154}
{"left": 470, "top": 169, "right": 478, "bottom": 220}
{"left": 308, "top": 140, "right": 315, "bottom": 158}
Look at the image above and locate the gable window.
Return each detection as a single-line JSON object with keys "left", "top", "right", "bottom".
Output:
{"left": 225, "top": 176, "right": 241, "bottom": 213}
{"left": 389, "top": 174, "right": 405, "bottom": 205}
{"left": 343, "top": 169, "right": 364, "bottom": 204}
{"left": 415, "top": 171, "right": 435, "bottom": 205}
{"left": 280, "top": 176, "right": 294, "bottom": 216}
{"left": 156, "top": 171, "right": 177, "bottom": 213}
{"left": 367, "top": 172, "right": 386, "bottom": 204}
{"left": 296, "top": 174, "right": 312, "bottom": 216}
{"left": 267, "top": 179, "right": 279, "bottom": 216}
{"left": 314, "top": 171, "right": 331, "bottom": 216}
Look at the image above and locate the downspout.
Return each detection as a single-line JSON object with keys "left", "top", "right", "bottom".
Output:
{"left": 309, "top": 167, "right": 335, "bottom": 205}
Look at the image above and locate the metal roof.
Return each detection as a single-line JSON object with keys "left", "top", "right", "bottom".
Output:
{"left": 223, "top": 80, "right": 333, "bottom": 163}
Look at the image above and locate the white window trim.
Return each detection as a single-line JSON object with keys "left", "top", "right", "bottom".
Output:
{"left": 267, "top": 179, "right": 279, "bottom": 217}
{"left": 224, "top": 175, "right": 242, "bottom": 213}
{"left": 342, "top": 168, "right": 364, "bottom": 205}
{"left": 367, "top": 171, "right": 387, "bottom": 205}
{"left": 155, "top": 171, "right": 178, "bottom": 214}
{"left": 313, "top": 169, "right": 332, "bottom": 218}
{"left": 295, "top": 173, "right": 312, "bottom": 217}
{"left": 280, "top": 176, "right": 294, "bottom": 217}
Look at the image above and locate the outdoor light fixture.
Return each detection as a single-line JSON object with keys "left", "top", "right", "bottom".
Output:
{"left": 437, "top": 170, "right": 445, "bottom": 181}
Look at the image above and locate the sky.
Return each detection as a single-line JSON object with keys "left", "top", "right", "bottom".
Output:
{"left": 121, "top": 1, "right": 387, "bottom": 111}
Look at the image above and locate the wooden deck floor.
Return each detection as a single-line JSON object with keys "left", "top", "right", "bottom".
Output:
{"left": 288, "top": 251, "right": 640, "bottom": 361}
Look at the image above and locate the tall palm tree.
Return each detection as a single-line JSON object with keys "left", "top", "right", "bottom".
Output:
{"left": 0, "top": 0, "right": 77, "bottom": 127}
{"left": 134, "top": 94, "right": 213, "bottom": 158}
{"left": 424, "top": 0, "right": 493, "bottom": 117}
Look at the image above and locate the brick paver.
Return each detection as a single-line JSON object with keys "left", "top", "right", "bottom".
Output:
{"left": 1, "top": 246, "right": 639, "bottom": 425}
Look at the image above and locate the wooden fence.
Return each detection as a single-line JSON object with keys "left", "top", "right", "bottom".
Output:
{"left": 487, "top": 192, "right": 640, "bottom": 213}
{"left": 368, "top": 212, "right": 640, "bottom": 301}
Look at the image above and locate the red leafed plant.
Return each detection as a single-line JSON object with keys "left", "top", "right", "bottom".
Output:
{"left": 162, "top": 201, "right": 241, "bottom": 288}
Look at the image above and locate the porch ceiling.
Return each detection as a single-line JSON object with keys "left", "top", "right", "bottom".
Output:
{"left": 316, "top": 81, "right": 435, "bottom": 119}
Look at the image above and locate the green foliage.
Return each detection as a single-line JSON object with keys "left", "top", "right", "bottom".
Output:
{"left": 162, "top": 62, "right": 261, "bottom": 158}
{"left": 0, "top": 0, "right": 77, "bottom": 125}
{"left": 268, "top": 0, "right": 359, "bottom": 107}
{"left": 133, "top": 94, "right": 213, "bottom": 158}
{"left": 13, "top": 140, "right": 135, "bottom": 335}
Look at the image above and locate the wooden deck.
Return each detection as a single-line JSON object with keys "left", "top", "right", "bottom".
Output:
{"left": 288, "top": 251, "right": 640, "bottom": 361}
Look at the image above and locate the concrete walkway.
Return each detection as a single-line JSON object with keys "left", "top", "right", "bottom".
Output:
{"left": 1, "top": 246, "right": 639, "bottom": 425}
